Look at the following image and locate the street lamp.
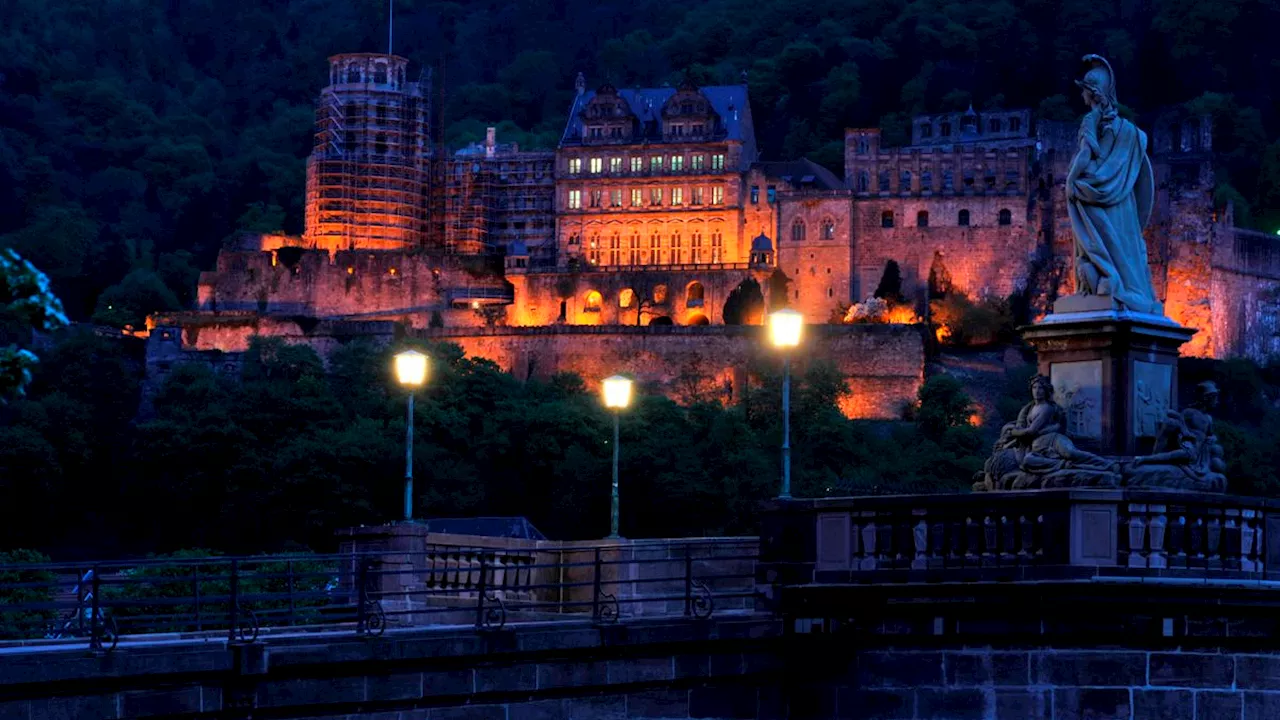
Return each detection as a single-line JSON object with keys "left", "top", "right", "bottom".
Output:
{"left": 394, "top": 350, "right": 429, "bottom": 521}
{"left": 768, "top": 308, "right": 803, "bottom": 499}
{"left": 601, "top": 375, "right": 634, "bottom": 539}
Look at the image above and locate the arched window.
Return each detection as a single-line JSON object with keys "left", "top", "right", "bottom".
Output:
{"left": 958, "top": 209, "right": 971, "bottom": 227}
{"left": 998, "top": 208, "right": 1012, "bottom": 226}
{"left": 686, "top": 281, "right": 705, "bottom": 307}
{"left": 373, "top": 63, "right": 388, "bottom": 84}
{"left": 917, "top": 211, "right": 929, "bottom": 228}
{"left": 881, "top": 211, "right": 894, "bottom": 228}
{"left": 585, "top": 290, "right": 602, "bottom": 312}
{"left": 821, "top": 219, "right": 835, "bottom": 240}
{"left": 653, "top": 284, "right": 668, "bottom": 304}
{"left": 347, "top": 63, "right": 361, "bottom": 83}
{"left": 791, "top": 220, "right": 806, "bottom": 243}
{"left": 857, "top": 171, "right": 869, "bottom": 193}
{"left": 857, "top": 138, "right": 869, "bottom": 154}
{"left": 619, "top": 288, "right": 636, "bottom": 308}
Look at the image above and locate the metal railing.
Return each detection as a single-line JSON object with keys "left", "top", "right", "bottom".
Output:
{"left": 0, "top": 541, "right": 759, "bottom": 652}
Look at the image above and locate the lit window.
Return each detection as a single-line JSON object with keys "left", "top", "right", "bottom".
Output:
{"left": 610, "top": 189, "right": 622, "bottom": 207}
{"left": 767, "top": 185, "right": 776, "bottom": 204}
{"left": 631, "top": 157, "right": 643, "bottom": 173}
{"left": 585, "top": 290, "right": 602, "bottom": 311}
{"left": 610, "top": 157, "right": 622, "bottom": 174}
{"left": 620, "top": 289, "right": 636, "bottom": 308}
{"left": 568, "top": 190, "right": 581, "bottom": 209}
{"left": 692, "top": 187, "right": 704, "bottom": 205}
{"left": 711, "top": 154, "right": 725, "bottom": 171}
{"left": 568, "top": 158, "right": 581, "bottom": 175}
{"left": 672, "top": 188, "right": 684, "bottom": 206}
{"left": 650, "top": 188, "right": 662, "bottom": 205}
{"left": 821, "top": 219, "right": 835, "bottom": 240}
{"left": 651, "top": 156, "right": 664, "bottom": 173}
{"left": 712, "top": 186, "right": 723, "bottom": 205}
{"left": 631, "top": 189, "right": 643, "bottom": 207}
{"left": 750, "top": 186, "right": 759, "bottom": 204}
{"left": 692, "top": 154, "right": 705, "bottom": 170}
{"left": 671, "top": 156, "right": 684, "bottom": 172}
{"left": 711, "top": 231, "right": 722, "bottom": 262}
{"left": 590, "top": 157, "right": 602, "bottom": 175}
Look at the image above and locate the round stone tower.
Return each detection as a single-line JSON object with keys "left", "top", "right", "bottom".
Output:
{"left": 305, "top": 53, "right": 430, "bottom": 252}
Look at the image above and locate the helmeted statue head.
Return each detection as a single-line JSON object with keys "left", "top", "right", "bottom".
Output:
{"left": 1196, "top": 380, "right": 1220, "bottom": 409}
{"left": 1074, "top": 54, "right": 1117, "bottom": 109}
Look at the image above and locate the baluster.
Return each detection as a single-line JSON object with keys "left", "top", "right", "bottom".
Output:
{"left": 998, "top": 515, "right": 1015, "bottom": 562}
{"left": 1207, "top": 514, "right": 1223, "bottom": 570}
{"left": 982, "top": 515, "right": 996, "bottom": 563}
{"left": 1126, "top": 508, "right": 1148, "bottom": 568}
{"left": 912, "top": 517, "right": 928, "bottom": 570}
{"left": 1241, "top": 510, "right": 1258, "bottom": 573}
{"left": 1148, "top": 506, "right": 1167, "bottom": 569}
{"left": 1223, "top": 511, "right": 1242, "bottom": 571}
{"left": 947, "top": 518, "right": 963, "bottom": 564}
{"left": 860, "top": 516, "right": 877, "bottom": 571}
{"left": 1013, "top": 512, "right": 1034, "bottom": 558}
{"left": 1189, "top": 517, "right": 1205, "bottom": 565}
{"left": 1167, "top": 514, "right": 1187, "bottom": 569}
{"left": 928, "top": 519, "right": 946, "bottom": 570}
{"left": 964, "top": 517, "right": 980, "bottom": 564}
{"left": 876, "top": 514, "right": 894, "bottom": 569}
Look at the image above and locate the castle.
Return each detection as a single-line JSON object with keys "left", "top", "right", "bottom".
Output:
{"left": 148, "top": 52, "right": 1280, "bottom": 417}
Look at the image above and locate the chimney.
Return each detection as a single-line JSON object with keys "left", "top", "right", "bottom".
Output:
{"left": 485, "top": 127, "right": 496, "bottom": 159}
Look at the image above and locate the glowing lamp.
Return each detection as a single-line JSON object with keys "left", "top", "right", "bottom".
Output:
{"left": 394, "top": 350, "right": 429, "bottom": 388}
{"left": 768, "top": 308, "right": 804, "bottom": 349}
{"left": 602, "top": 375, "right": 633, "bottom": 410}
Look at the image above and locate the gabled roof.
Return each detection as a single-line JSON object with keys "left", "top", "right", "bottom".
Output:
{"left": 754, "top": 158, "right": 844, "bottom": 190}
{"left": 561, "top": 85, "right": 754, "bottom": 148}
{"left": 422, "top": 516, "right": 547, "bottom": 540}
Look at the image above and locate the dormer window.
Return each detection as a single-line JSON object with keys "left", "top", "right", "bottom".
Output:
{"left": 590, "top": 127, "right": 603, "bottom": 139}
{"left": 692, "top": 124, "right": 705, "bottom": 135}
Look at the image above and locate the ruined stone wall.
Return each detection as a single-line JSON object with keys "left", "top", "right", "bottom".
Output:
{"left": 1211, "top": 229, "right": 1280, "bottom": 361}
{"left": 415, "top": 324, "right": 924, "bottom": 420}
{"left": 506, "top": 266, "right": 771, "bottom": 327}
{"left": 778, "top": 195, "right": 855, "bottom": 322}
{"left": 850, "top": 194, "right": 1036, "bottom": 303}
{"left": 200, "top": 249, "right": 505, "bottom": 327}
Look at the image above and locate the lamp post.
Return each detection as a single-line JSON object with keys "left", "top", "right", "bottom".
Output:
{"left": 601, "top": 375, "right": 633, "bottom": 539}
{"left": 768, "top": 308, "right": 803, "bottom": 499}
{"left": 394, "top": 349, "right": 429, "bottom": 521}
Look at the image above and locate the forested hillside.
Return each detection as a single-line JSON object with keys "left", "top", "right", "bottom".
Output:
{"left": 2, "top": 0, "right": 1279, "bottom": 323}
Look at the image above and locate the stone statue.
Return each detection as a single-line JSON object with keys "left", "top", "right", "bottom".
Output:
{"left": 1123, "top": 381, "right": 1227, "bottom": 491}
{"left": 973, "top": 375, "right": 1121, "bottom": 491}
{"left": 1066, "top": 54, "right": 1161, "bottom": 315}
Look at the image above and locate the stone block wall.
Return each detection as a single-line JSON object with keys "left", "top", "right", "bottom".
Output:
{"left": 417, "top": 324, "right": 924, "bottom": 419}
{"left": 778, "top": 195, "right": 855, "bottom": 321}
{"left": 795, "top": 647, "right": 1280, "bottom": 719}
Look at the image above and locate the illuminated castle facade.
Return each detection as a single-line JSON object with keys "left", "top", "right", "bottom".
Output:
{"left": 149, "top": 51, "right": 1280, "bottom": 420}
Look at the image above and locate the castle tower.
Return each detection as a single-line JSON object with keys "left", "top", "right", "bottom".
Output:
{"left": 305, "top": 53, "right": 430, "bottom": 252}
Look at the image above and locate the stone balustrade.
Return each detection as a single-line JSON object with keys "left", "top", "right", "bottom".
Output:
{"left": 759, "top": 489, "right": 1280, "bottom": 588}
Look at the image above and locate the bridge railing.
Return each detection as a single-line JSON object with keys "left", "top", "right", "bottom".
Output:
{"left": 0, "top": 539, "right": 759, "bottom": 651}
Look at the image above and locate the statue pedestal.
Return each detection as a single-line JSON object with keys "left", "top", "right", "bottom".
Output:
{"left": 1022, "top": 301, "right": 1196, "bottom": 457}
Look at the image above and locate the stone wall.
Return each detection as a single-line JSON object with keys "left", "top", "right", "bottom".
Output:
{"left": 778, "top": 194, "right": 855, "bottom": 321}
{"left": 0, "top": 616, "right": 784, "bottom": 720}
{"left": 505, "top": 266, "right": 772, "bottom": 327}
{"left": 1212, "top": 229, "right": 1280, "bottom": 361}
{"left": 852, "top": 194, "right": 1036, "bottom": 303}
{"left": 416, "top": 324, "right": 924, "bottom": 419}
{"left": 793, "top": 645, "right": 1280, "bottom": 719}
